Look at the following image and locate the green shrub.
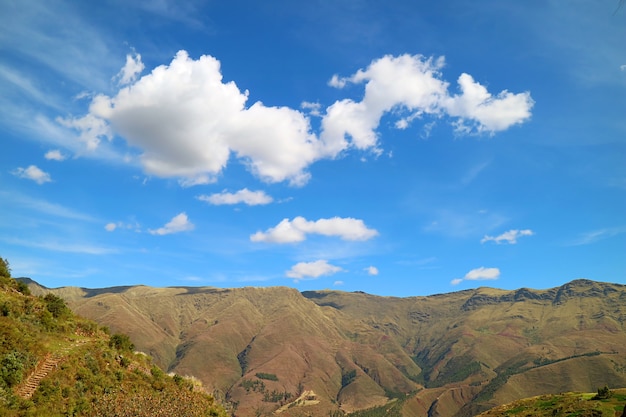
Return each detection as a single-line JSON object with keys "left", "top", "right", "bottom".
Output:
{"left": 593, "top": 385, "right": 612, "bottom": 400}
{"left": 0, "top": 258, "right": 10, "bottom": 279}
{"left": 341, "top": 369, "right": 357, "bottom": 388}
{"left": 109, "top": 333, "right": 135, "bottom": 352}
{"left": 0, "top": 351, "right": 25, "bottom": 387}
{"left": 43, "top": 293, "right": 69, "bottom": 318}
{"left": 255, "top": 372, "right": 278, "bottom": 381}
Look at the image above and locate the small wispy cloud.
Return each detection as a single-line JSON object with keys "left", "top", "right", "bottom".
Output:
{"left": 4, "top": 193, "right": 96, "bottom": 222}
{"left": 197, "top": 188, "right": 273, "bottom": 206}
{"left": 115, "top": 51, "right": 144, "bottom": 86}
{"left": 451, "top": 266, "right": 500, "bottom": 285}
{"left": 3, "top": 237, "right": 117, "bottom": 255}
{"left": 105, "top": 221, "right": 141, "bottom": 232}
{"left": 301, "top": 101, "right": 322, "bottom": 116}
{"left": 424, "top": 209, "right": 508, "bottom": 239}
{"left": 251, "top": 216, "right": 378, "bottom": 243}
{"left": 44, "top": 149, "right": 67, "bottom": 161}
{"left": 461, "top": 161, "right": 490, "bottom": 185}
{"left": 148, "top": 213, "right": 195, "bottom": 235}
{"left": 365, "top": 266, "right": 379, "bottom": 275}
{"left": 286, "top": 260, "right": 344, "bottom": 280}
{"left": 481, "top": 229, "right": 534, "bottom": 244}
{"left": 567, "top": 226, "right": 626, "bottom": 246}
{"left": 11, "top": 165, "right": 52, "bottom": 184}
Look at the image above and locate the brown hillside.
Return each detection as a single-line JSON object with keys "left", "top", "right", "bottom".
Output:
{"left": 25, "top": 278, "right": 626, "bottom": 417}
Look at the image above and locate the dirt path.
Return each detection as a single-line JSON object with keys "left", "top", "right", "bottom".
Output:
{"left": 15, "top": 339, "right": 90, "bottom": 399}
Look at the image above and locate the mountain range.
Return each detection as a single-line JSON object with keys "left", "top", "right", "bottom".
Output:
{"left": 22, "top": 278, "right": 626, "bottom": 417}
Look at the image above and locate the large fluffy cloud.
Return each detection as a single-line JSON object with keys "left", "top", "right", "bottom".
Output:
{"left": 321, "top": 55, "right": 448, "bottom": 155}
{"left": 63, "top": 51, "right": 533, "bottom": 186}
{"left": 251, "top": 216, "right": 378, "bottom": 243}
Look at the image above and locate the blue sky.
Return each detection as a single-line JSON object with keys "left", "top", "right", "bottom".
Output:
{"left": 1, "top": 0, "right": 624, "bottom": 296}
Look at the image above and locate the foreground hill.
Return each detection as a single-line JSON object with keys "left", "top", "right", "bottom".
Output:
{"left": 476, "top": 387, "right": 626, "bottom": 416}
{"left": 0, "top": 261, "right": 228, "bottom": 416}
{"left": 24, "top": 278, "right": 626, "bottom": 417}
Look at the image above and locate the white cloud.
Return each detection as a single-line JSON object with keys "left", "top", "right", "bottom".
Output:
{"left": 57, "top": 113, "right": 111, "bottom": 151}
{"left": 452, "top": 266, "right": 501, "bottom": 285}
{"left": 567, "top": 226, "right": 626, "bottom": 246}
{"left": 286, "top": 260, "right": 344, "bottom": 279}
{"left": 301, "top": 101, "right": 322, "bottom": 116}
{"left": 443, "top": 73, "right": 534, "bottom": 134}
{"left": 250, "top": 216, "right": 378, "bottom": 243}
{"left": 621, "top": 64, "right": 626, "bottom": 72}
{"left": 197, "top": 188, "right": 273, "bottom": 206}
{"left": 4, "top": 192, "right": 96, "bottom": 222}
{"left": 11, "top": 165, "right": 52, "bottom": 184}
{"left": 424, "top": 209, "right": 508, "bottom": 238}
{"left": 3, "top": 237, "right": 116, "bottom": 255}
{"left": 64, "top": 51, "right": 532, "bottom": 186}
{"left": 148, "top": 212, "right": 194, "bottom": 235}
{"left": 322, "top": 55, "right": 447, "bottom": 156}
{"left": 44, "top": 149, "right": 66, "bottom": 161}
{"left": 105, "top": 221, "right": 140, "bottom": 232}
{"left": 321, "top": 54, "right": 533, "bottom": 156}
{"left": 178, "top": 175, "right": 216, "bottom": 187}
{"left": 77, "top": 51, "right": 319, "bottom": 186}
{"left": 116, "top": 51, "right": 144, "bottom": 85}
{"left": 365, "top": 266, "right": 379, "bottom": 275}
{"left": 328, "top": 74, "right": 347, "bottom": 88}
{"left": 334, "top": 280, "right": 344, "bottom": 286}
{"left": 481, "top": 229, "right": 534, "bottom": 244}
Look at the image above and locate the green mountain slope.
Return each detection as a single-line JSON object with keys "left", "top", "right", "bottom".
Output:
{"left": 23, "top": 277, "right": 626, "bottom": 417}
{"left": 0, "top": 258, "right": 228, "bottom": 416}
{"left": 476, "top": 387, "right": 626, "bottom": 417}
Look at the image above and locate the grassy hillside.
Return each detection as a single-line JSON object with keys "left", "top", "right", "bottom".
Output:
{"left": 0, "top": 257, "right": 229, "bottom": 416}
{"left": 23, "top": 275, "right": 626, "bottom": 417}
{"left": 476, "top": 387, "right": 626, "bottom": 416}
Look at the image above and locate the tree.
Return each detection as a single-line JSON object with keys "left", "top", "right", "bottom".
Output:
{"left": 109, "top": 333, "right": 135, "bottom": 352}
{"left": 0, "top": 257, "right": 10, "bottom": 279}
{"left": 593, "top": 385, "right": 611, "bottom": 400}
{"left": 43, "top": 293, "right": 70, "bottom": 318}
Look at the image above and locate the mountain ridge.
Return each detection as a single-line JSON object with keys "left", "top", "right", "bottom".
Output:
{"left": 20, "top": 277, "right": 626, "bottom": 417}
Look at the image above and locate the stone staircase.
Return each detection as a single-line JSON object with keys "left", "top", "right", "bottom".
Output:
{"left": 15, "top": 339, "right": 90, "bottom": 399}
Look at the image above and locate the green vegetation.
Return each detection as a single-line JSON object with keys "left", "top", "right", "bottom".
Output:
{"left": 263, "top": 390, "right": 291, "bottom": 403}
{"left": 255, "top": 372, "right": 278, "bottom": 381}
{"left": 42, "top": 293, "right": 70, "bottom": 319}
{"left": 592, "top": 385, "right": 611, "bottom": 400}
{"left": 341, "top": 369, "right": 357, "bottom": 388}
{"left": 240, "top": 378, "right": 266, "bottom": 392}
{"left": 477, "top": 389, "right": 626, "bottom": 417}
{"left": 0, "top": 257, "right": 229, "bottom": 416}
{"left": 109, "top": 333, "right": 135, "bottom": 352}
{"left": 0, "top": 257, "right": 10, "bottom": 279}
{"left": 347, "top": 396, "right": 406, "bottom": 417}
{"left": 428, "top": 355, "right": 482, "bottom": 387}
{"left": 476, "top": 351, "right": 613, "bottom": 403}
